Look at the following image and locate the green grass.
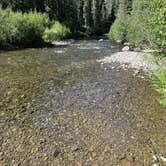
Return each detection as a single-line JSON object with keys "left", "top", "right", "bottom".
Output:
{"left": 152, "top": 70, "right": 166, "bottom": 105}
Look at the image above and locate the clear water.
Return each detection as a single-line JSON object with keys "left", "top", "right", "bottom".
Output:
{"left": 0, "top": 40, "right": 165, "bottom": 165}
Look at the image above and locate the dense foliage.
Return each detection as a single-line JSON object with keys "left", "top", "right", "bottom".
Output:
{"left": 109, "top": 0, "right": 166, "bottom": 50}
{"left": 0, "top": 9, "right": 71, "bottom": 47}
{"left": 0, "top": 0, "right": 121, "bottom": 35}
{"left": 148, "top": 0, "right": 166, "bottom": 49}
{"left": 0, "top": 9, "right": 50, "bottom": 47}
{"left": 153, "top": 70, "right": 166, "bottom": 105}
{"left": 43, "top": 22, "right": 71, "bottom": 41}
{"left": 108, "top": 0, "right": 130, "bottom": 42}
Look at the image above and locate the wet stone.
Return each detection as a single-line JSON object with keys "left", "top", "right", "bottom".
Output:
{"left": 71, "top": 145, "right": 80, "bottom": 152}
{"left": 126, "top": 154, "right": 135, "bottom": 162}
{"left": 118, "top": 153, "right": 126, "bottom": 160}
{"left": 53, "top": 149, "right": 61, "bottom": 158}
{"left": 0, "top": 102, "right": 3, "bottom": 107}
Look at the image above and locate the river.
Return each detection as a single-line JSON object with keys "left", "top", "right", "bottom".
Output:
{"left": 0, "top": 39, "right": 165, "bottom": 165}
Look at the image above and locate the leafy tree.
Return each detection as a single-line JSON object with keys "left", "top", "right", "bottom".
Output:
{"left": 127, "top": 0, "right": 149, "bottom": 46}
{"left": 108, "top": 0, "right": 129, "bottom": 42}
{"left": 148, "top": 0, "right": 166, "bottom": 49}
{"left": 127, "top": 0, "right": 166, "bottom": 50}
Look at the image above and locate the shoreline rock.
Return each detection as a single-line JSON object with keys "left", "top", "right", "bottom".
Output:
{"left": 97, "top": 51, "right": 163, "bottom": 73}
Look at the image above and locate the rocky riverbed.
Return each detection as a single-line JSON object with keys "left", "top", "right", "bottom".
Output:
{"left": 0, "top": 40, "right": 166, "bottom": 165}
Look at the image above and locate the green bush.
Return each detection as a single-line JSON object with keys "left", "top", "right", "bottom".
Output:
{"left": 148, "top": 0, "right": 166, "bottom": 49}
{"left": 43, "top": 22, "right": 71, "bottom": 41}
{"left": 108, "top": 2, "right": 129, "bottom": 43}
{"left": 152, "top": 70, "right": 166, "bottom": 105}
{"left": 127, "top": 0, "right": 166, "bottom": 50}
{"left": 126, "top": 0, "right": 149, "bottom": 46}
{"left": 108, "top": 19, "right": 128, "bottom": 43}
{"left": 16, "top": 11, "right": 50, "bottom": 46}
{"left": 0, "top": 9, "right": 50, "bottom": 47}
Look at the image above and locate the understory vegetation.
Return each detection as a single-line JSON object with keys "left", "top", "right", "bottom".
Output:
{"left": 109, "top": 0, "right": 166, "bottom": 51}
{"left": 153, "top": 70, "right": 166, "bottom": 105}
{"left": 43, "top": 22, "right": 71, "bottom": 41}
{"left": 0, "top": 9, "right": 71, "bottom": 47}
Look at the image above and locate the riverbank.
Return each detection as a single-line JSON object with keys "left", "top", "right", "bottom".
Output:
{"left": 98, "top": 50, "right": 166, "bottom": 105}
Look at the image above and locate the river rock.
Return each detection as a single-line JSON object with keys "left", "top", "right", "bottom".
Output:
{"left": 134, "top": 47, "right": 141, "bottom": 52}
{"left": 126, "top": 154, "right": 135, "bottom": 162}
{"left": 123, "top": 42, "right": 131, "bottom": 46}
{"left": 71, "top": 145, "right": 79, "bottom": 152}
{"left": 122, "top": 46, "right": 130, "bottom": 51}
{"left": 53, "top": 149, "right": 61, "bottom": 158}
{"left": 99, "top": 39, "right": 104, "bottom": 42}
{"left": 116, "top": 40, "right": 122, "bottom": 43}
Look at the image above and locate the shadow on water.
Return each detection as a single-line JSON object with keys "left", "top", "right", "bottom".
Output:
{"left": 0, "top": 40, "right": 165, "bottom": 165}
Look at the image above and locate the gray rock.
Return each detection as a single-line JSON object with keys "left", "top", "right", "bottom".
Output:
{"left": 122, "top": 46, "right": 130, "bottom": 51}
{"left": 71, "top": 145, "right": 79, "bottom": 152}
{"left": 116, "top": 40, "right": 122, "bottom": 43}
{"left": 99, "top": 39, "right": 104, "bottom": 42}
{"left": 134, "top": 47, "right": 141, "bottom": 52}
{"left": 123, "top": 42, "right": 131, "bottom": 46}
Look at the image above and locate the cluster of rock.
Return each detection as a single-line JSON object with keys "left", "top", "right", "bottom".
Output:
{"left": 122, "top": 43, "right": 142, "bottom": 52}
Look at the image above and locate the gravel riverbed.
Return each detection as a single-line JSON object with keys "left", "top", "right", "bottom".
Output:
{"left": 0, "top": 41, "right": 166, "bottom": 165}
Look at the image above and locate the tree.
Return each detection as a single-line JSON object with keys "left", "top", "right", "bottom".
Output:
{"left": 108, "top": 0, "right": 130, "bottom": 42}
{"left": 127, "top": 0, "right": 149, "bottom": 46}
{"left": 148, "top": 0, "right": 166, "bottom": 49}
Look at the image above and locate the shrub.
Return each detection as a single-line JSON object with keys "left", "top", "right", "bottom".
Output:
{"left": 126, "top": 0, "right": 150, "bottom": 46}
{"left": 108, "top": 2, "right": 129, "bottom": 43}
{"left": 127, "top": 0, "right": 166, "bottom": 50}
{"left": 43, "top": 22, "right": 71, "bottom": 41}
{"left": 16, "top": 11, "right": 50, "bottom": 46}
{"left": 152, "top": 70, "right": 166, "bottom": 105}
{"left": 148, "top": 0, "right": 166, "bottom": 50}
{"left": 0, "top": 9, "right": 50, "bottom": 47}
{"left": 108, "top": 19, "right": 128, "bottom": 43}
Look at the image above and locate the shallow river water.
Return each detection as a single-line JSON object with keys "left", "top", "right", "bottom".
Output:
{"left": 0, "top": 40, "right": 165, "bottom": 165}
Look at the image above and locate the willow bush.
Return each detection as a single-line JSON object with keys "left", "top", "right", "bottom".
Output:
{"left": 43, "top": 22, "right": 71, "bottom": 41}
{"left": 0, "top": 9, "right": 50, "bottom": 47}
